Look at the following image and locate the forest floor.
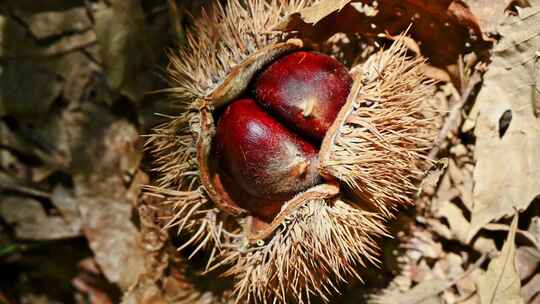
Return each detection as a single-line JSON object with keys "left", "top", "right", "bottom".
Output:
{"left": 1, "top": 1, "right": 539, "bottom": 304}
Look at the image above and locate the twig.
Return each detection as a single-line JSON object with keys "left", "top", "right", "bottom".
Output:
{"left": 428, "top": 72, "right": 482, "bottom": 160}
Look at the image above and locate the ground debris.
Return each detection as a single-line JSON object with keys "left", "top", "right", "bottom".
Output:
{"left": 1, "top": 0, "right": 538, "bottom": 303}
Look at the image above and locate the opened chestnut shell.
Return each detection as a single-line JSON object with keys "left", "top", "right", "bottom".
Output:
{"left": 142, "top": 2, "right": 438, "bottom": 301}
{"left": 214, "top": 51, "right": 352, "bottom": 219}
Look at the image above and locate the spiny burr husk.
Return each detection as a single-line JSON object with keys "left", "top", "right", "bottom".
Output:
{"left": 319, "top": 40, "right": 438, "bottom": 217}
{"left": 143, "top": 0, "right": 438, "bottom": 303}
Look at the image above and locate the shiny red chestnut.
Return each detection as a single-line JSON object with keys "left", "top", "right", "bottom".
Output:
{"left": 254, "top": 51, "right": 352, "bottom": 140}
{"left": 215, "top": 98, "right": 321, "bottom": 205}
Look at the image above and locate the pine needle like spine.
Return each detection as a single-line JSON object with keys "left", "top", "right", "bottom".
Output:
{"left": 144, "top": 111, "right": 225, "bottom": 255}
{"left": 164, "top": 0, "right": 309, "bottom": 106}
{"left": 320, "top": 39, "right": 438, "bottom": 217}
{"left": 222, "top": 199, "right": 387, "bottom": 304}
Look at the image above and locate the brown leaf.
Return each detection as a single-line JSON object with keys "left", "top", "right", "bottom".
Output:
{"left": 279, "top": 0, "right": 490, "bottom": 68}
{"left": 515, "top": 247, "right": 540, "bottom": 281}
{"left": 72, "top": 258, "right": 115, "bottom": 304}
{"left": 476, "top": 214, "right": 523, "bottom": 304}
{"left": 2, "top": 99, "right": 145, "bottom": 288}
{"left": 72, "top": 276, "right": 114, "bottom": 304}
{"left": 93, "top": 0, "right": 154, "bottom": 103}
{"left": 457, "top": 268, "right": 484, "bottom": 300}
{"left": 467, "top": 0, "right": 540, "bottom": 241}
{"left": 296, "top": 0, "right": 352, "bottom": 24}
{"left": 51, "top": 184, "right": 82, "bottom": 223}
{"left": 0, "top": 196, "right": 82, "bottom": 240}
{"left": 457, "top": 294, "right": 481, "bottom": 304}
{"left": 5, "top": 1, "right": 84, "bottom": 14}
{"left": 464, "top": 0, "right": 513, "bottom": 36}
{"left": 15, "top": 6, "right": 92, "bottom": 40}
{"left": 0, "top": 59, "right": 63, "bottom": 118}
{"left": 372, "top": 278, "right": 450, "bottom": 304}
{"left": 521, "top": 274, "right": 540, "bottom": 304}
{"left": 70, "top": 114, "right": 145, "bottom": 290}
{"left": 529, "top": 217, "right": 540, "bottom": 241}
{"left": 77, "top": 195, "right": 145, "bottom": 290}
{"left": 32, "top": 102, "right": 146, "bottom": 290}
{"left": 45, "top": 50, "right": 101, "bottom": 103}
{"left": 483, "top": 224, "right": 540, "bottom": 254}
{"left": 0, "top": 13, "right": 96, "bottom": 60}
{"left": 432, "top": 200, "right": 470, "bottom": 243}
{"left": 472, "top": 236, "right": 498, "bottom": 256}
{"left": 0, "top": 11, "right": 98, "bottom": 117}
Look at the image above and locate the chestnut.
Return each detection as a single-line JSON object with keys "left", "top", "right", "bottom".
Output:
{"left": 215, "top": 98, "right": 321, "bottom": 207}
{"left": 215, "top": 51, "right": 352, "bottom": 217}
{"left": 254, "top": 51, "right": 352, "bottom": 140}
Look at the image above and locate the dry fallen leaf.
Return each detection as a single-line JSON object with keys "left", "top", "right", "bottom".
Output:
{"left": 371, "top": 278, "right": 451, "bottom": 304}
{"left": 464, "top": 0, "right": 513, "bottom": 36}
{"left": 15, "top": 6, "right": 92, "bottom": 40}
{"left": 521, "top": 274, "right": 540, "bottom": 304}
{"left": 432, "top": 200, "right": 470, "bottom": 243}
{"left": 371, "top": 227, "right": 485, "bottom": 304}
{"left": 49, "top": 51, "right": 101, "bottom": 103}
{"left": 0, "top": 196, "right": 82, "bottom": 240}
{"left": 70, "top": 113, "right": 145, "bottom": 290}
{"left": 529, "top": 217, "right": 540, "bottom": 241}
{"left": 472, "top": 236, "right": 498, "bottom": 256}
{"left": 279, "top": 0, "right": 489, "bottom": 68}
{"left": 0, "top": 58, "right": 64, "bottom": 118}
{"left": 477, "top": 214, "right": 523, "bottom": 304}
{"left": 0, "top": 0, "right": 173, "bottom": 301}
{"left": 457, "top": 268, "right": 484, "bottom": 301}
{"left": 467, "top": 0, "right": 540, "bottom": 241}
{"left": 515, "top": 247, "right": 540, "bottom": 281}
{"left": 93, "top": 0, "right": 154, "bottom": 104}
{"left": 295, "top": 0, "right": 352, "bottom": 24}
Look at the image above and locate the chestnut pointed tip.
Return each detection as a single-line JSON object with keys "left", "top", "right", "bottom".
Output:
{"left": 292, "top": 161, "right": 309, "bottom": 177}
{"left": 302, "top": 97, "right": 316, "bottom": 118}
{"left": 254, "top": 51, "right": 352, "bottom": 141}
